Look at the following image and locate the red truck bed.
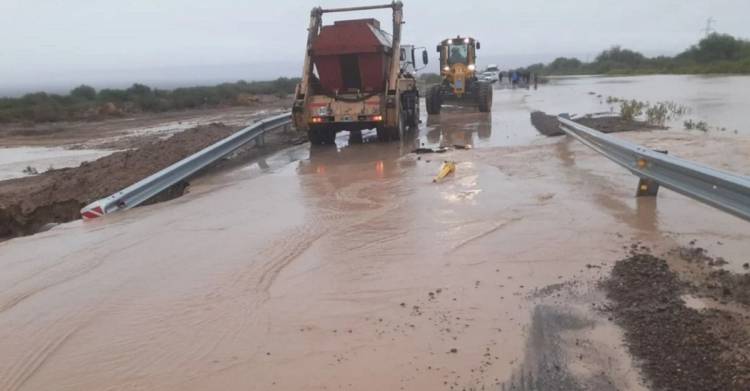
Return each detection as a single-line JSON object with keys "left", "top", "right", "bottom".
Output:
{"left": 311, "top": 19, "right": 392, "bottom": 94}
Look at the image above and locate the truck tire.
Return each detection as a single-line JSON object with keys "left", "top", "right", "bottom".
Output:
{"left": 376, "top": 127, "right": 392, "bottom": 142}
{"left": 376, "top": 113, "right": 404, "bottom": 142}
{"left": 478, "top": 82, "right": 493, "bottom": 113}
{"left": 308, "top": 128, "right": 322, "bottom": 145}
{"left": 408, "top": 102, "right": 420, "bottom": 128}
{"left": 323, "top": 128, "right": 336, "bottom": 145}
{"left": 426, "top": 85, "right": 442, "bottom": 115}
{"left": 401, "top": 90, "right": 419, "bottom": 128}
{"left": 308, "top": 127, "right": 336, "bottom": 146}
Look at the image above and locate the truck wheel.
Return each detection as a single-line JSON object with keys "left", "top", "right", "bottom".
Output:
{"left": 376, "top": 114, "right": 404, "bottom": 142}
{"left": 307, "top": 128, "right": 322, "bottom": 145}
{"left": 407, "top": 98, "right": 420, "bottom": 128}
{"left": 478, "top": 82, "right": 493, "bottom": 113}
{"left": 426, "top": 85, "right": 442, "bottom": 115}
{"left": 308, "top": 127, "right": 336, "bottom": 145}
{"left": 323, "top": 129, "right": 336, "bottom": 145}
{"left": 376, "top": 127, "right": 390, "bottom": 142}
{"left": 401, "top": 91, "right": 419, "bottom": 128}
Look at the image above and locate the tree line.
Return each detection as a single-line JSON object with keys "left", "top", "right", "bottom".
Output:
{"left": 0, "top": 78, "right": 300, "bottom": 123}
{"left": 524, "top": 33, "right": 750, "bottom": 75}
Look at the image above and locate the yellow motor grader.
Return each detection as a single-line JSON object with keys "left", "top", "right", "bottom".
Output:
{"left": 426, "top": 36, "right": 493, "bottom": 114}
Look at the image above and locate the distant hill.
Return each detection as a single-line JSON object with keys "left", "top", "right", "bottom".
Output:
{"left": 1, "top": 62, "right": 302, "bottom": 99}
{"left": 521, "top": 33, "right": 750, "bottom": 75}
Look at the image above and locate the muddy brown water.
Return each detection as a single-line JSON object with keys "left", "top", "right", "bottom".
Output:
{"left": 1, "top": 76, "right": 749, "bottom": 390}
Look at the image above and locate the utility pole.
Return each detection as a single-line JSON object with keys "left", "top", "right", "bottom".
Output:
{"left": 702, "top": 17, "right": 716, "bottom": 37}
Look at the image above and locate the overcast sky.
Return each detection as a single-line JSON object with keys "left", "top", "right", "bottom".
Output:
{"left": 1, "top": 0, "right": 749, "bottom": 95}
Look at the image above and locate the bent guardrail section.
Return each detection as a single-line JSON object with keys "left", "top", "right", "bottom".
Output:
{"left": 81, "top": 112, "right": 292, "bottom": 219}
{"left": 558, "top": 116, "right": 750, "bottom": 222}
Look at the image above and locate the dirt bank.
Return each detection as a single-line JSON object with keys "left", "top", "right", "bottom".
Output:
{"left": 0, "top": 121, "right": 303, "bottom": 240}
{"left": 531, "top": 111, "right": 659, "bottom": 136}
{"left": 603, "top": 247, "right": 750, "bottom": 391}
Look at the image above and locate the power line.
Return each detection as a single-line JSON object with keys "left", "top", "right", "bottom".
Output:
{"left": 702, "top": 17, "right": 716, "bottom": 37}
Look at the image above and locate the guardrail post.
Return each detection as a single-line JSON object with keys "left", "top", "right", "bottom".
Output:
{"left": 255, "top": 123, "right": 266, "bottom": 147}
{"left": 636, "top": 150, "right": 667, "bottom": 197}
{"left": 636, "top": 178, "right": 660, "bottom": 197}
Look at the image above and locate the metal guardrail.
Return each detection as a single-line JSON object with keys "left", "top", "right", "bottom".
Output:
{"left": 81, "top": 112, "right": 292, "bottom": 219}
{"left": 558, "top": 116, "right": 750, "bottom": 222}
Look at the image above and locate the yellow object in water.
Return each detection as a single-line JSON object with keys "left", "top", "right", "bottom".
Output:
{"left": 433, "top": 161, "right": 456, "bottom": 182}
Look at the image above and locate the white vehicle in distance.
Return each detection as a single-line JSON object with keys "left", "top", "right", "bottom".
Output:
{"left": 479, "top": 64, "right": 500, "bottom": 83}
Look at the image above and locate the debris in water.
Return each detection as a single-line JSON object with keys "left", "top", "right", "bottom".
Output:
{"left": 433, "top": 161, "right": 456, "bottom": 183}
{"left": 413, "top": 147, "right": 448, "bottom": 154}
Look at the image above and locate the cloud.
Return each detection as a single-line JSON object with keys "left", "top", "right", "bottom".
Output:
{"left": 1, "top": 0, "right": 748, "bottom": 94}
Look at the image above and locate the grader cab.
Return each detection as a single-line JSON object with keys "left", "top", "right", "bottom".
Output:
{"left": 426, "top": 36, "right": 493, "bottom": 115}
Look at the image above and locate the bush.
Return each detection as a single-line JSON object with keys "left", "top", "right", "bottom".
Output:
{"left": 0, "top": 77, "right": 300, "bottom": 123}
{"left": 530, "top": 33, "right": 750, "bottom": 76}
{"left": 70, "top": 85, "right": 97, "bottom": 100}
{"left": 645, "top": 103, "right": 668, "bottom": 126}
{"left": 620, "top": 100, "right": 645, "bottom": 121}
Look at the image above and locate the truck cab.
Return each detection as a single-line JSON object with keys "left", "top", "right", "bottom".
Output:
{"left": 399, "top": 44, "right": 429, "bottom": 76}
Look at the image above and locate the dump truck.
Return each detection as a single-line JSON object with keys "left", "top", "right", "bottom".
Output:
{"left": 292, "top": 2, "right": 427, "bottom": 145}
{"left": 426, "top": 36, "right": 493, "bottom": 115}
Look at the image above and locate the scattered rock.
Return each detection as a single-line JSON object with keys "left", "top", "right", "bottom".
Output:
{"left": 603, "top": 251, "right": 750, "bottom": 390}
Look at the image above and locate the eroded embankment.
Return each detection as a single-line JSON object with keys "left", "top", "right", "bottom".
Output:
{"left": 0, "top": 123, "right": 303, "bottom": 240}
{"left": 603, "top": 246, "right": 750, "bottom": 391}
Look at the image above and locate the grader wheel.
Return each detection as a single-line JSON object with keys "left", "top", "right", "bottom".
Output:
{"left": 478, "top": 82, "right": 493, "bottom": 113}
{"left": 426, "top": 85, "right": 442, "bottom": 115}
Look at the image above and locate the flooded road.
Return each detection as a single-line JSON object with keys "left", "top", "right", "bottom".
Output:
{"left": 1, "top": 76, "right": 749, "bottom": 390}
{"left": 0, "top": 146, "right": 113, "bottom": 181}
{"left": 528, "top": 74, "right": 750, "bottom": 135}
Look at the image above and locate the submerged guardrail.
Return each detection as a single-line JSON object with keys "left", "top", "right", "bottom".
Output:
{"left": 558, "top": 116, "right": 750, "bottom": 222}
{"left": 81, "top": 113, "right": 292, "bottom": 219}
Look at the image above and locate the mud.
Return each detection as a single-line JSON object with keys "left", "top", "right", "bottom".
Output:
{"left": 0, "top": 122, "right": 302, "bottom": 239}
{"left": 603, "top": 249, "right": 750, "bottom": 391}
{"left": 530, "top": 111, "right": 659, "bottom": 137}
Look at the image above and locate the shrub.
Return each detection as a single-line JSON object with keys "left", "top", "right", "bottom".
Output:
{"left": 0, "top": 77, "right": 300, "bottom": 123}
{"left": 620, "top": 100, "right": 645, "bottom": 121}
{"left": 70, "top": 85, "right": 97, "bottom": 100}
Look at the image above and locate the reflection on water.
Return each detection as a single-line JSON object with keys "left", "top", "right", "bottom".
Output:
{"left": 299, "top": 135, "right": 414, "bottom": 180}
{"left": 553, "top": 136, "right": 663, "bottom": 236}
{"left": 422, "top": 110, "right": 492, "bottom": 148}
